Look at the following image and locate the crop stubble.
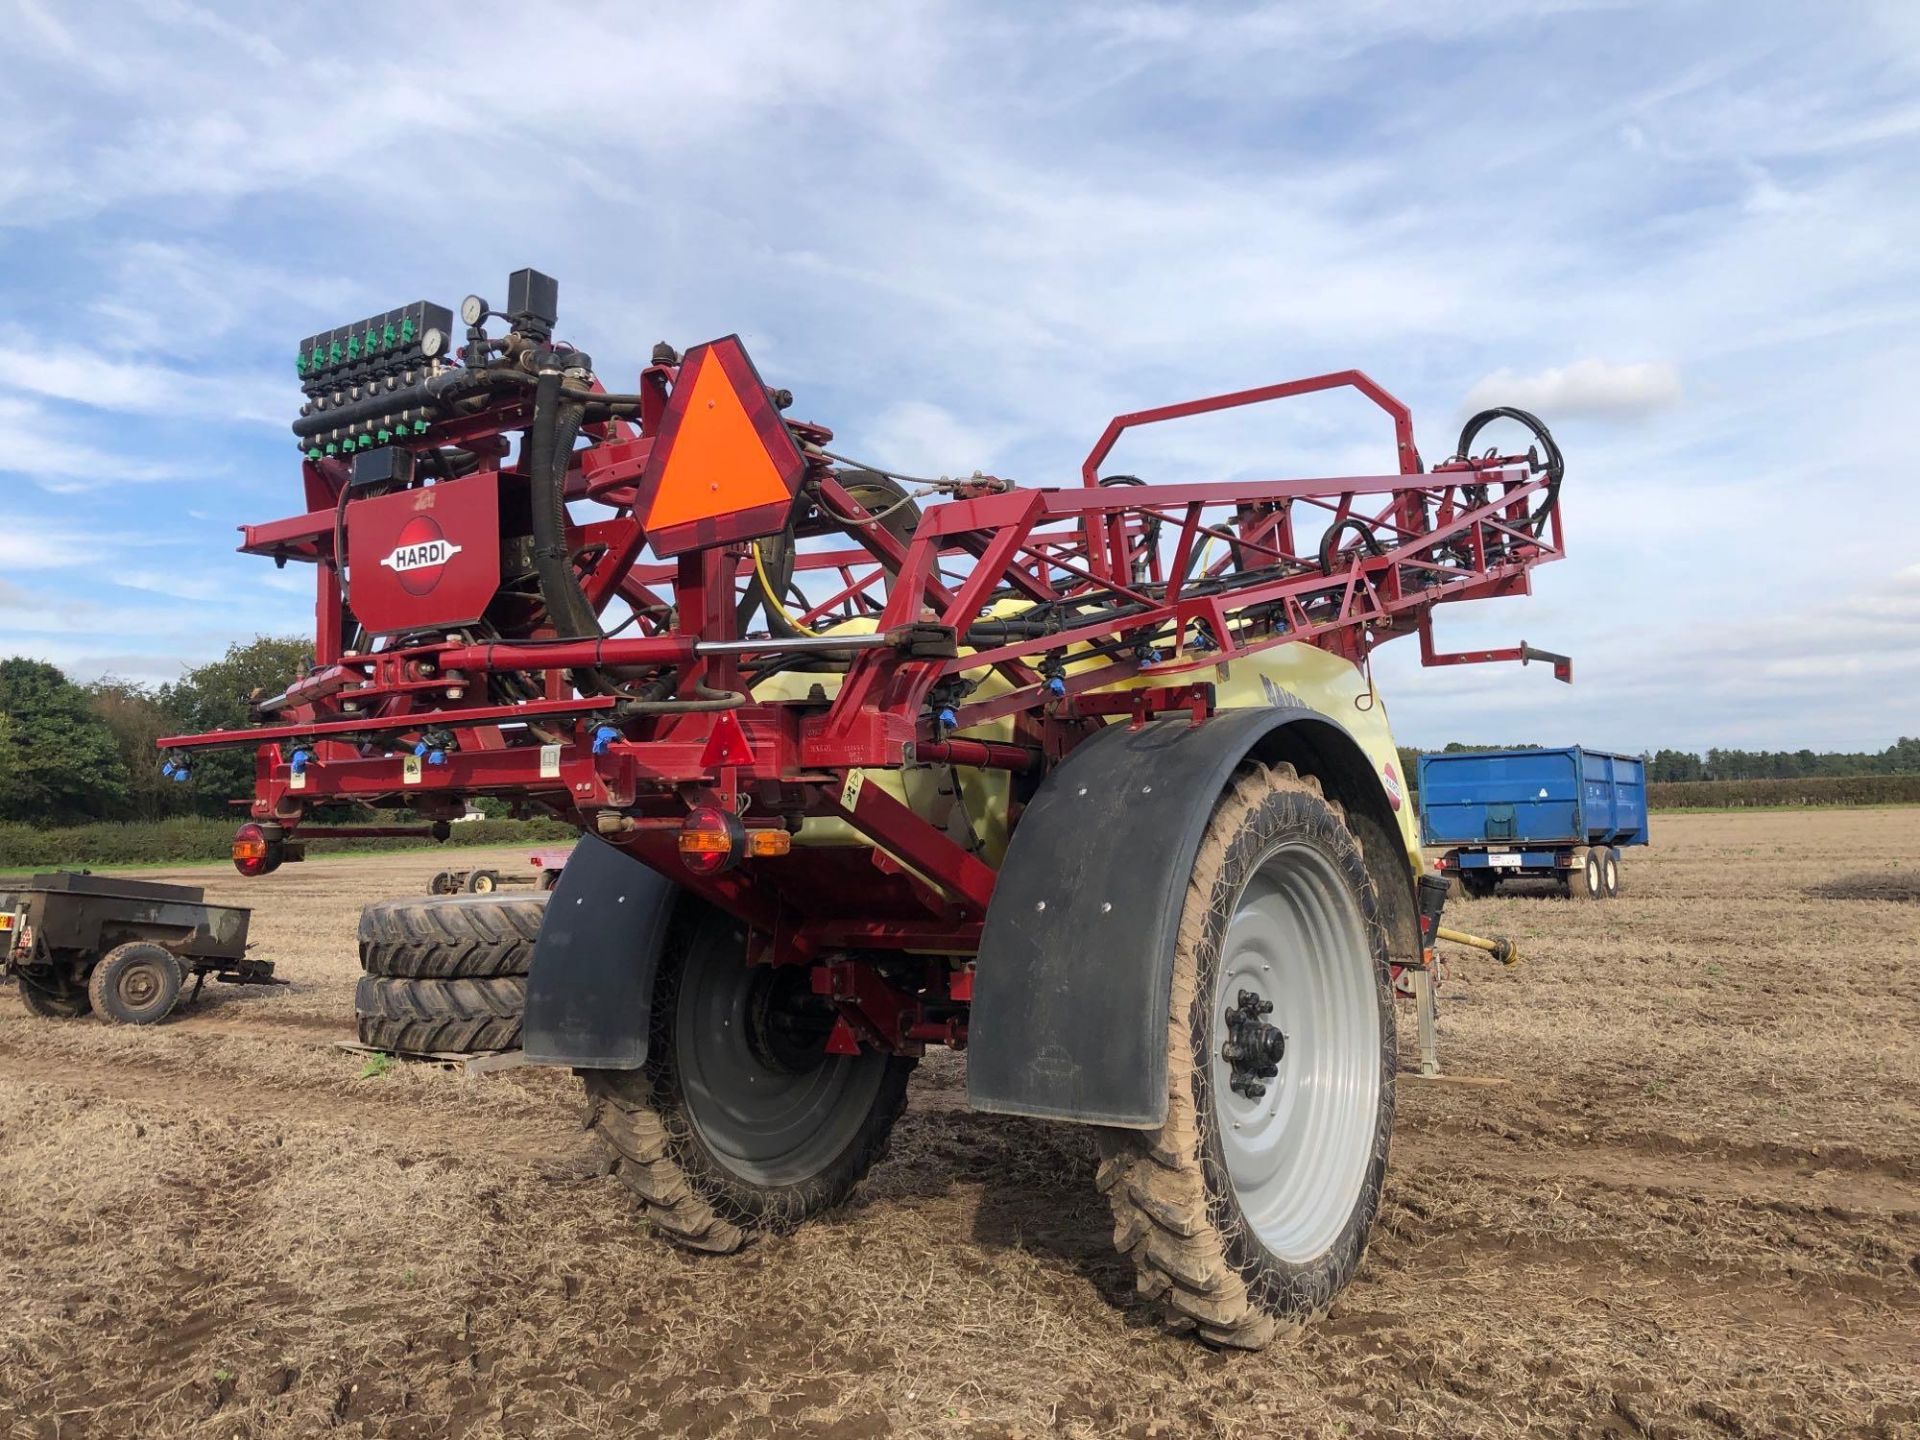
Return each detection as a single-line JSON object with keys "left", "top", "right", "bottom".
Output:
{"left": 0, "top": 808, "right": 1915, "bottom": 1438}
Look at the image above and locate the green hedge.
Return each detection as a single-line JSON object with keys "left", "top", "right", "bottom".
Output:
{"left": 1648, "top": 775, "right": 1920, "bottom": 809}
{"left": 0, "top": 816, "right": 575, "bottom": 870}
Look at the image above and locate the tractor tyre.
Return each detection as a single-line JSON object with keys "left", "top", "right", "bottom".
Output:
{"left": 580, "top": 903, "right": 914, "bottom": 1254}
{"left": 358, "top": 893, "right": 546, "bottom": 978}
{"left": 1096, "top": 761, "right": 1394, "bottom": 1349}
{"left": 88, "top": 942, "right": 184, "bottom": 1025}
{"left": 354, "top": 975, "right": 525, "bottom": 1054}
{"left": 1575, "top": 847, "right": 1605, "bottom": 900}
{"left": 1602, "top": 847, "right": 1622, "bottom": 899}
{"left": 17, "top": 973, "right": 91, "bottom": 1019}
{"left": 1459, "top": 869, "right": 1498, "bottom": 900}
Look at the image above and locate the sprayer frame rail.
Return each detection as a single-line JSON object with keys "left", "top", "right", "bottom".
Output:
{"left": 162, "top": 355, "right": 1565, "bottom": 954}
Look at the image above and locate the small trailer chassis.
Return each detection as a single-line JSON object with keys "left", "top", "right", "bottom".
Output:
{"left": 428, "top": 847, "right": 571, "bottom": 896}
{"left": 0, "top": 872, "right": 274, "bottom": 1023}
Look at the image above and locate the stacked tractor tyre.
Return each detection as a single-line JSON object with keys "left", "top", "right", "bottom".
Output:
{"left": 354, "top": 893, "right": 544, "bottom": 1054}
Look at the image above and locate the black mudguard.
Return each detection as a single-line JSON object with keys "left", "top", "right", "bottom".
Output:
{"left": 522, "top": 835, "right": 681, "bottom": 1068}
{"left": 967, "top": 705, "right": 1379, "bottom": 1127}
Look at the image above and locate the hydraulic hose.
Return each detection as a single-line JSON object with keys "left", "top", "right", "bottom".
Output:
{"left": 527, "top": 370, "right": 601, "bottom": 641}
{"left": 1454, "top": 407, "right": 1564, "bottom": 537}
{"left": 290, "top": 366, "right": 534, "bottom": 440}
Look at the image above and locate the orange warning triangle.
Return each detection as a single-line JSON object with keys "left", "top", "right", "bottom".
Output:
{"left": 643, "top": 340, "right": 797, "bottom": 531}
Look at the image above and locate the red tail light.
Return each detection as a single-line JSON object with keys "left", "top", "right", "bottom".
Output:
{"left": 677, "top": 806, "right": 746, "bottom": 876}
{"left": 232, "top": 823, "right": 283, "bottom": 877}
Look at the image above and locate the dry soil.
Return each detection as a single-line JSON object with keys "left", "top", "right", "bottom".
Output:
{"left": 1, "top": 809, "right": 1916, "bottom": 1438}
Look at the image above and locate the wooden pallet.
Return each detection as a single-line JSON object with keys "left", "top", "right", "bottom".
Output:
{"left": 333, "top": 1039, "right": 530, "bottom": 1076}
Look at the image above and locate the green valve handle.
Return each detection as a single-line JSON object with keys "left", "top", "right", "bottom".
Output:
{"left": 346, "top": 334, "right": 360, "bottom": 359}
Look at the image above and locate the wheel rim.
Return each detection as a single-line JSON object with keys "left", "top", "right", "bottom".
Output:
{"left": 1209, "top": 839, "right": 1379, "bottom": 1264}
{"left": 1586, "top": 854, "right": 1602, "bottom": 892}
{"left": 117, "top": 961, "right": 165, "bottom": 1010}
{"left": 675, "top": 945, "right": 888, "bottom": 1187}
{"left": 1604, "top": 856, "right": 1618, "bottom": 893}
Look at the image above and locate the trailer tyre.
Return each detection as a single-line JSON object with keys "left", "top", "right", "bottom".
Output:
{"left": 581, "top": 904, "right": 914, "bottom": 1254}
{"left": 88, "top": 942, "right": 183, "bottom": 1025}
{"left": 358, "top": 893, "right": 546, "bottom": 978}
{"left": 465, "top": 869, "right": 501, "bottom": 895}
{"left": 354, "top": 974, "right": 524, "bottom": 1054}
{"left": 1602, "top": 847, "right": 1621, "bottom": 898}
{"left": 1576, "top": 847, "right": 1605, "bottom": 900}
{"left": 1097, "top": 762, "right": 1394, "bottom": 1349}
{"left": 17, "top": 974, "right": 91, "bottom": 1019}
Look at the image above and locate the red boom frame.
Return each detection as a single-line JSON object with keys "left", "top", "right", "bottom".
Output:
{"left": 164, "top": 346, "right": 1566, "bottom": 1052}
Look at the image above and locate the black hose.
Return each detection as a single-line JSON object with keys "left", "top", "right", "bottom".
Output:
{"left": 1317, "top": 518, "right": 1386, "bottom": 575}
{"left": 290, "top": 367, "right": 534, "bottom": 440}
{"left": 1454, "top": 407, "right": 1564, "bottom": 536}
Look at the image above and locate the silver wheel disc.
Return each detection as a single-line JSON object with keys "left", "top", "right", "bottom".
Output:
{"left": 1209, "top": 840, "right": 1379, "bottom": 1264}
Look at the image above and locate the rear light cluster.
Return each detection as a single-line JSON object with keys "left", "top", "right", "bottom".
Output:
{"left": 231, "top": 823, "right": 285, "bottom": 877}
{"left": 677, "top": 806, "right": 791, "bottom": 875}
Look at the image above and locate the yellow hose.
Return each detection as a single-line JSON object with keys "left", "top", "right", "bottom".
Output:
{"left": 751, "top": 541, "right": 808, "bottom": 633}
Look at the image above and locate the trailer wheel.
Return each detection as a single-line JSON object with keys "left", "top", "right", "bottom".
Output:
{"left": 1575, "top": 847, "right": 1604, "bottom": 900}
{"left": 1459, "top": 870, "right": 1498, "bottom": 900}
{"left": 464, "top": 869, "right": 501, "bottom": 895}
{"left": 354, "top": 975, "right": 524, "bottom": 1053}
{"left": 358, "top": 893, "right": 546, "bottom": 978}
{"left": 1602, "top": 847, "right": 1622, "bottom": 898}
{"left": 88, "top": 942, "right": 184, "bottom": 1025}
{"left": 1096, "top": 762, "right": 1393, "bottom": 1349}
{"left": 581, "top": 905, "right": 914, "bottom": 1254}
{"left": 17, "top": 974, "right": 91, "bottom": 1019}
{"left": 429, "top": 870, "right": 460, "bottom": 895}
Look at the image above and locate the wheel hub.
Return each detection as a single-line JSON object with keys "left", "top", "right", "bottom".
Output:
{"left": 121, "top": 965, "right": 161, "bottom": 1006}
{"left": 1220, "top": 989, "right": 1286, "bottom": 1099}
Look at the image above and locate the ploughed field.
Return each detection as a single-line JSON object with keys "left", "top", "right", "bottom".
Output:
{"left": 1, "top": 809, "right": 1916, "bottom": 1439}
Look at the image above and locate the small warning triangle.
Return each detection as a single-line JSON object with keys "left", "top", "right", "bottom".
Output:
{"left": 636, "top": 335, "right": 804, "bottom": 556}
{"left": 699, "top": 708, "right": 755, "bottom": 770}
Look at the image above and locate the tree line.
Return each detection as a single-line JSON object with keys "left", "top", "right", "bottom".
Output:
{"left": 0, "top": 638, "right": 311, "bottom": 826}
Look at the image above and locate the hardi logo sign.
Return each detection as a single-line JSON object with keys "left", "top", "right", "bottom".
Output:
{"left": 380, "top": 516, "right": 463, "bottom": 595}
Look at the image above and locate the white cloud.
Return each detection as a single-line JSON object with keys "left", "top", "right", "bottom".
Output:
{"left": 0, "top": 330, "right": 285, "bottom": 425}
{"left": 1463, "top": 360, "right": 1682, "bottom": 421}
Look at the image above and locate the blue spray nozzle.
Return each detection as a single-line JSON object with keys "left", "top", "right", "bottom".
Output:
{"left": 1044, "top": 674, "right": 1066, "bottom": 698}
{"left": 591, "top": 725, "right": 621, "bottom": 756}
{"left": 936, "top": 706, "right": 959, "bottom": 730}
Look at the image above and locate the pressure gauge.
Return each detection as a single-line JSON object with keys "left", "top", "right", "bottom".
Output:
{"left": 460, "top": 295, "right": 488, "bottom": 327}
{"left": 420, "top": 328, "right": 446, "bottom": 359}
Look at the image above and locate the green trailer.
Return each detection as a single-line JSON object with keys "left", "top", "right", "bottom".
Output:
{"left": 0, "top": 872, "right": 275, "bottom": 1023}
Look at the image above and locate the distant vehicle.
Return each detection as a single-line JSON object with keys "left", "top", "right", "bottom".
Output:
{"left": 428, "top": 847, "right": 572, "bottom": 896}
{"left": 1420, "top": 747, "right": 1648, "bottom": 899}
{"left": 0, "top": 872, "right": 277, "bottom": 1022}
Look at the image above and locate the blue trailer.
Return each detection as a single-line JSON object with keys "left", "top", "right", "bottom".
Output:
{"left": 1417, "top": 747, "right": 1649, "bottom": 899}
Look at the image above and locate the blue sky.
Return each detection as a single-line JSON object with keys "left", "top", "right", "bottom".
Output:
{"left": 1, "top": 0, "right": 1915, "bottom": 751}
